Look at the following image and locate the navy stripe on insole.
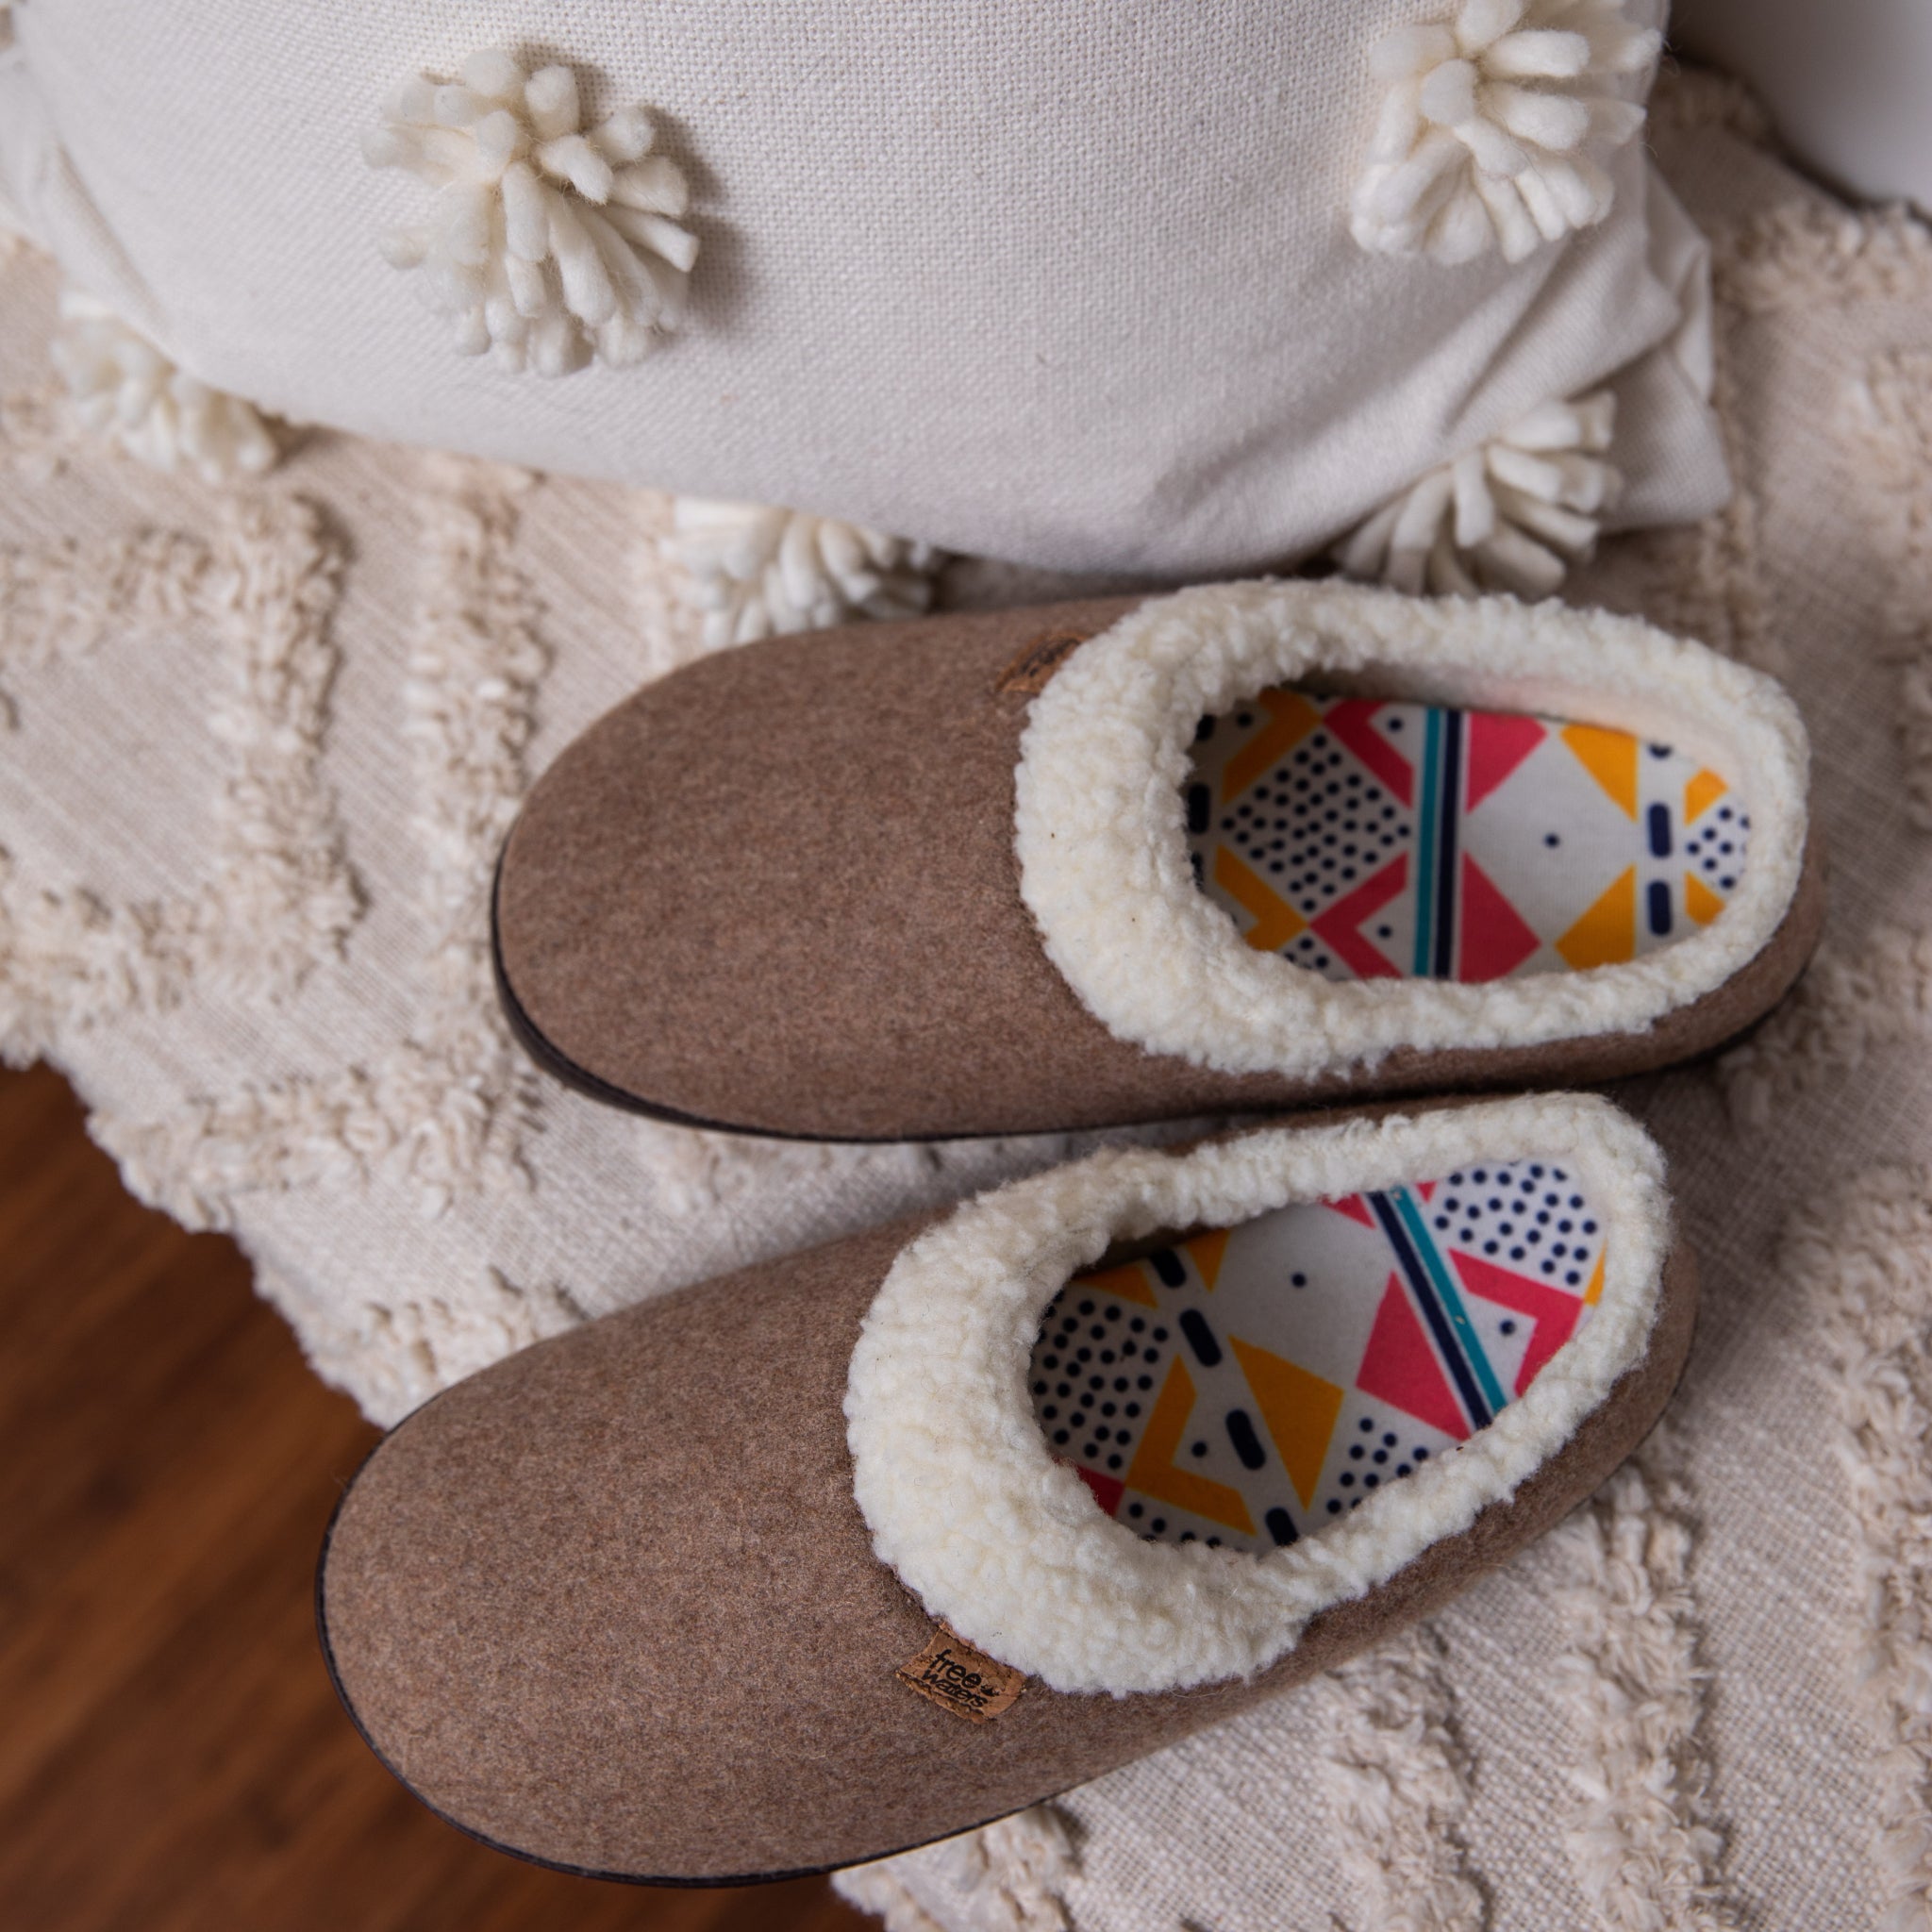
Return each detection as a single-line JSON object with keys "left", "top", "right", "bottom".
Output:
{"left": 1434, "top": 708, "right": 1461, "bottom": 979}
{"left": 1367, "top": 1191, "right": 1491, "bottom": 1431}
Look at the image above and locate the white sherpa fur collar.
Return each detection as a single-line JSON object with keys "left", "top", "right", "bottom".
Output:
{"left": 845, "top": 1094, "right": 1671, "bottom": 1697}
{"left": 1013, "top": 580, "right": 1808, "bottom": 1077}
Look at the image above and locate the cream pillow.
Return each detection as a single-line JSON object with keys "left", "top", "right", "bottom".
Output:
{"left": 0, "top": 0, "right": 1724, "bottom": 575}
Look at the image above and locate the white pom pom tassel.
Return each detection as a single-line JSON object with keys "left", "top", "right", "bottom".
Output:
{"left": 51, "top": 291, "right": 279, "bottom": 485}
{"left": 668, "top": 499, "right": 946, "bottom": 650}
{"left": 1352, "top": 0, "right": 1660, "bottom": 264}
{"left": 1334, "top": 388, "right": 1621, "bottom": 600}
{"left": 365, "top": 48, "right": 698, "bottom": 375}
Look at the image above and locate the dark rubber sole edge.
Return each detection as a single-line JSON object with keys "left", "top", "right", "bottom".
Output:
{"left": 491, "top": 857, "right": 905, "bottom": 1143}
{"left": 491, "top": 849, "right": 1827, "bottom": 1147}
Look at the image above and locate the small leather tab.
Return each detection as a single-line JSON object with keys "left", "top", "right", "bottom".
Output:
{"left": 896, "top": 1626, "right": 1027, "bottom": 1723}
{"left": 994, "top": 629, "right": 1092, "bottom": 697}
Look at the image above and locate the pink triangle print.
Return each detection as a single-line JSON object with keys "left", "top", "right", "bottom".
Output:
{"left": 1464, "top": 710, "right": 1546, "bottom": 813}
{"left": 1356, "top": 1274, "right": 1470, "bottom": 1441}
{"left": 1325, "top": 1192, "right": 1376, "bottom": 1229}
{"left": 1311, "top": 854, "right": 1407, "bottom": 979}
{"left": 1456, "top": 855, "right": 1542, "bottom": 983}
{"left": 1075, "top": 1466, "right": 1124, "bottom": 1516}
{"left": 1324, "top": 699, "right": 1415, "bottom": 807}
{"left": 1450, "top": 1250, "right": 1586, "bottom": 1395}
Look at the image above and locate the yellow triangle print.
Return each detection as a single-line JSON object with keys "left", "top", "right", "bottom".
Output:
{"left": 1684, "top": 768, "right": 1727, "bottom": 824}
{"left": 1583, "top": 1249, "right": 1607, "bottom": 1307}
{"left": 1561, "top": 724, "right": 1639, "bottom": 820}
{"left": 1685, "top": 871, "right": 1725, "bottom": 926}
{"left": 1556, "top": 867, "right": 1636, "bottom": 970}
{"left": 1123, "top": 1358, "right": 1257, "bottom": 1535}
{"left": 1073, "top": 1260, "right": 1160, "bottom": 1309}
{"left": 1186, "top": 1228, "right": 1230, "bottom": 1293}
{"left": 1229, "top": 1339, "right": 1344, "bottom": 1510}
{"left": 1222, "top": 690, "right": 1323, "bottom": 802}
{"left": 1213, "top": 846, "right": 1307, "bottom": 954}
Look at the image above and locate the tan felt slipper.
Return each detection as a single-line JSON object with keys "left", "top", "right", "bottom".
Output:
{"left": 493, "top": 580, "right": 1824, "bottom": 1141}
{"left": 321, "top": 1092, "right": 1694, "bottom": 1884}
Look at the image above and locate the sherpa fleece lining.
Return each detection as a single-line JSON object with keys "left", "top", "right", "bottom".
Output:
{"left": 845, "top": 1095, "right": 1671, "bottom": 1697}
{"left": 1014, "top": 580, "right": 1808, "bottom": 1077}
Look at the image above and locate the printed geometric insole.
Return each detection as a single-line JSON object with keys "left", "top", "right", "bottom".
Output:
{"left": 1028, "top": 1158, "right": 1606, "bottom": 1555}
{"left": 1186, "top": 691, "right": 1747, "bottom": 981}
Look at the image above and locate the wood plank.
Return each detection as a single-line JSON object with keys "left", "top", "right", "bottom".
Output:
{"left": 0, "top": 1063, "right": 874, "bottom": 1932}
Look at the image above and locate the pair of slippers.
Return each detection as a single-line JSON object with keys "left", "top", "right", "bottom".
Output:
{"left": 320, "top": 581, "right": 1823, "bottom": 1884}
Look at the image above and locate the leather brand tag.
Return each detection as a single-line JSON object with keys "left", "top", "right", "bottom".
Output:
{"left": 994, "top": 629, "right": 1092, "bottom": 697}
{"left": 897, "top": 1626, "right": 1026, "bottom": 1723}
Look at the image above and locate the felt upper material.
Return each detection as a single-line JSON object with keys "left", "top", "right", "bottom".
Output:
{"left": 319, "top": 1104, "right": 1697, "bottom": 1882}
{"left": 493, "top": 590, "right": 1824, "bottom": 1141}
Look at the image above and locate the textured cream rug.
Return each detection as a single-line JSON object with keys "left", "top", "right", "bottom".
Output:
{"left": 3, "top": 75, "right": 1930, "bottom": 1932}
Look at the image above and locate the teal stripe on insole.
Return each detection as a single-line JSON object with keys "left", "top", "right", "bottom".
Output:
{"left": 1392, "top": 1186, "right": 1507, "bottom": 1418}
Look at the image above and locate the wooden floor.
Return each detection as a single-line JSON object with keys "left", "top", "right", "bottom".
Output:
{"left": 0, "top": 1062, "right": 872, "bottom": 1932}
